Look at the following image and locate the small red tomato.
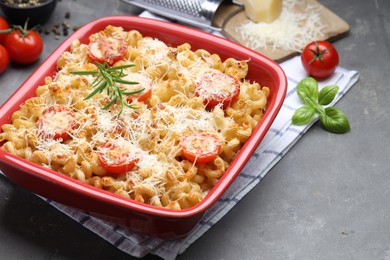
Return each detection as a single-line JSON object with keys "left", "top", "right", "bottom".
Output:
{"left": 180, "top": 132, "right": 222, "bottom": 164}
{"left": 88, "top": 36, "right": 127, "bottom": 65}
{"left": 301, "top": 41, "right": 339, "bottom": 79}
{"left": 36, "top": 106, "right": 77, "bottom": 140}
{"left": 0, "top": 45, "right": 9, "bottom": 74}
{"left": 5, "top": 28, "right": 43, "bottom": 64}
{"left": 120, "top": 72, "right": 153, "bottom": 103}
{"left": 0, "top": 17, "right": 10, "bottom": 44}
{"left": 196, "top": 69, "right": 240, "bottom": 109}
{"left": 98, "top": 141, "right": 140, "bottom": 174}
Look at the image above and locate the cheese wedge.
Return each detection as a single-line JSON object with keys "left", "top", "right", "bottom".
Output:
{"left": 241, "top": 0, "right": 283, "bottom": 23}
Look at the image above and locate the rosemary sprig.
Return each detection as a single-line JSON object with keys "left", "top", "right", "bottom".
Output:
{"left": 71, "top": 62, "right": 144, "bottom": 115}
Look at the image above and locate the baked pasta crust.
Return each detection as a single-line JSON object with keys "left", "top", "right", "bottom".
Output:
{"left": 0, "top": 25, "right": 270, "bottom": 210}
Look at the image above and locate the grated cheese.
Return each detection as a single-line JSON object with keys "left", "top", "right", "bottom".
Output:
{"left": 238, "top": 0, "right": 325, "bottom": 52}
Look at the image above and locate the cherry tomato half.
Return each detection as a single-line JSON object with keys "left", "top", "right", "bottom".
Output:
{"left": 5, "top": 29, "right": 43, "bottom": 64}
{"left": 301, "top": 41, "right": 339, "bottom": 79}
{"left": 0, "top": 45, "right": 9, "bottom": 74}
{"left": 98, "top": 141, "right": 139, "bottom": 174}
{"left": 88, "top": 36, "right": 127, "bottom": 66}
{"left": 36, "top": 106, "right": 77, "bottom": 140}
{"left": 121, "top": 72, "right": 153, "bottom": 103}
{"left": 0, "top": 17, "right": 10, "bottom": 44}
{"left": 196, "top": 70, "right": 240, "bottom": 109}
{"left": 180, "top": 132, "right": 222, "bottom": 164}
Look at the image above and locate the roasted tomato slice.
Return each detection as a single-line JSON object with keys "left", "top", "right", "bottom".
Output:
{"left": 36, "top": 106, "right": 77, "bottom": 140}
{"left": 180, "top": 132, "right": 222, "bottom": 164}
{"left": 196, "top": 70, "right": 240, "bottom": 109}
{"left": 121, "top": 73, "right": 153, "bottom": 103}
{"left": 98, "top": 141, "right": 140, "bottom": 174}
{"left": 88, "top": 36, "right": 127, "bottom": 65}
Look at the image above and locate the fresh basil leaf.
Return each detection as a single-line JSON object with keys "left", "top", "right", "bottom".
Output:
{"left": 296, "top": 77, "right": 318, "bottom": 106}
{"left": 311, "top": 103, "right": 324, "bottom": 117}
{"left": 318, "top": 85, "right": 339, "bottom": 106}
{"left": 319, "top": 107, "right": 351, "bottom": 134}
{"left": 292, "top": 105, "right": 317, "bottom": 125}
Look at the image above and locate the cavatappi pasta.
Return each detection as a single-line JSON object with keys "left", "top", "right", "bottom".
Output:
{"left": 0, "top": 25, "right": 270, "bottom": 210}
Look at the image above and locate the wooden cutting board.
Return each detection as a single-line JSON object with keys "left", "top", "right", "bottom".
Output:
{"left": 213, "top": 0, "right": 350, "bottom": 62}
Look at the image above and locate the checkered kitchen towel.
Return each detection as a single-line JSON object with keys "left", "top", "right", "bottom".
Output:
{"left": 1, "top": 13, "right": 359, "bottom": 260}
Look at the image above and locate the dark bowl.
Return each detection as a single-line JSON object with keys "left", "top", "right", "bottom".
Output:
{"left": 0, "top": 0, "right": 57, "bottom": 27}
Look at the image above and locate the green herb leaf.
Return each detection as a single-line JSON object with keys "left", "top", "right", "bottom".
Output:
{"left": 319, "top": 107, "right": 351, "bottom": 134}
{"left": 318, "top": 85, "right": 339, "bottom": 106}
{"left": 292, "top": 77, "right": 351, "bottom": 134}
{"left": 313, "top": 103, "right": 325, "bottom": 116}
{"left": 106, "top": 64, "right": 134, "bottom": 72}
{"left": 114, "top": 78, "right": 139, "bottom": 85}
{"left": 292, "top": 105, "right": 317, "bottom": 125}
{"left": 70, "top": 70, "right": 98, "bottom": 75}
{"left": 296, "top": 77, "right": 318, "bottom": 106}
{"left": 71, "top": 62, "right": 141, "bottom": 115}
{"left": 85, "top": 81, "right": 107, "bottom": 100}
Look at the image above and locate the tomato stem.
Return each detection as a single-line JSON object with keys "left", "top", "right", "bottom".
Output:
{"left": 0, "top": 28, "right": 13, "bottom": 34}
{"left": 1, "top": 18, "right": 39, "bottom": 39}
{"left": 308, "top": 41, "right": 333, "bottom": 65}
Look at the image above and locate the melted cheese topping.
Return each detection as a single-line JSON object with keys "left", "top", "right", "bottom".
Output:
{"left": 99, "top": 138, "right": 140, "bottom": 164}
{"left": 182, "top": 134, "right": 219, "bottom": 155}
{"left": 120, "top": 72, "right": 151, "bottom": 93}
{"left": 41, "top": 111, "right": 71, "bottom": 132}
{"left": 137, "top": 37, "right": 172, "bottom": 66}
{"left": 196, "top": 69, "right": 237, "bottom": 99}
{"left": 89, "top": 36, "right": 124, "bottom": 60}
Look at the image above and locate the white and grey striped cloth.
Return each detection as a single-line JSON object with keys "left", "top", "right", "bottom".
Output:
{"left": 0, "top": 11, "right": 360, "bottom": 259}
{"left": 44, "top": 55, "right": 359, "bottom": 259}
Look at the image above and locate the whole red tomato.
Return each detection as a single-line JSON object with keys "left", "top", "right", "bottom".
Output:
{"left": 0, "top": 17, "right": 9, "bottom": 44}
{"left": 5, "top": 28, "right": 43, "bottom": 64}
{"left": 301, "top": 41, "right": 339, "bottom": 79}
{"left": 0, "top": 45, "right": 9, "bottom": 74}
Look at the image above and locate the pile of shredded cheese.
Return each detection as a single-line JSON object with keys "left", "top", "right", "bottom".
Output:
{"left": 238, "top": 0, "right": 325, "bottom": 52}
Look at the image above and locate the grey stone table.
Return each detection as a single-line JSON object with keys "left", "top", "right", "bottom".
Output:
{"left": 0, "top": 0, "right": 389, "bottom": 259}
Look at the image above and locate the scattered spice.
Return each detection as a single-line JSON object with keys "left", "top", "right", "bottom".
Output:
{"left": 51, "top": 27, "right": 60, "bottom": 36}
{"left": 42, "top": 11, "right": 79, "bottom": 40}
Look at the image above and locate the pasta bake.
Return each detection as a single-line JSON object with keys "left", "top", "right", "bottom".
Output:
{"left": 0, "top": 25, "right": 270, "bottom": 210}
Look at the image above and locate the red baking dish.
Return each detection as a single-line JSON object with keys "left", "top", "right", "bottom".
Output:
{"left": 0, "top": 16, "right": 287, "bottom": 239}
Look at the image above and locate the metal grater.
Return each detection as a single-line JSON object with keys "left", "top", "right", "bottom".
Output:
{"left": 120, "top": 0, "right": 226, "bottom": 30}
